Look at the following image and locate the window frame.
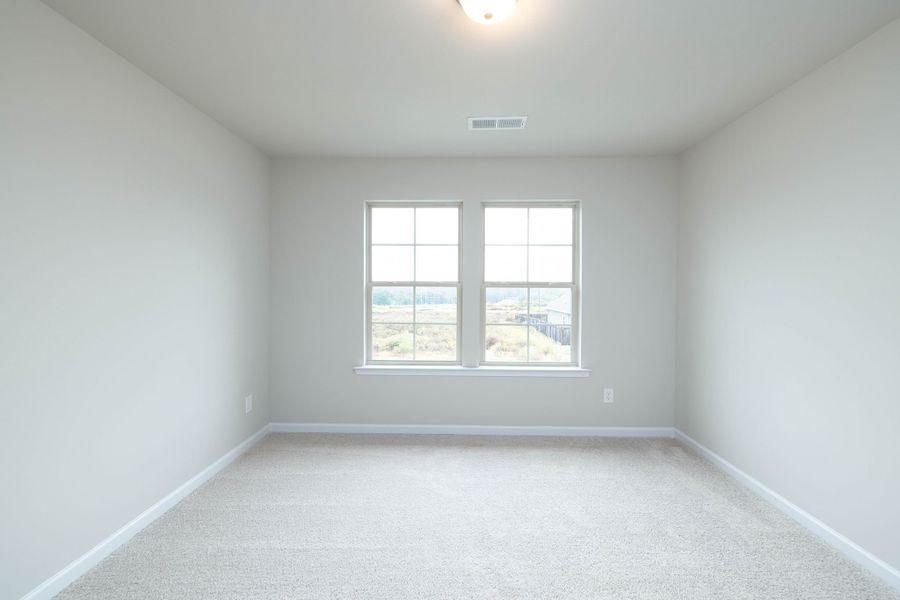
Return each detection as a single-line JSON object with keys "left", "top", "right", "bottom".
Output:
{"left": 365, "top": 201, "right": 463, "bottom": 366}
{"left": 480, "top": 201, "right": 580, "bottom": 367}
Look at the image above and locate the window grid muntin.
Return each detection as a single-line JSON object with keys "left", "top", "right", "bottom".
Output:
{"left": 366, "top": 202, "right": 462, "bottom": 365}
{"left": 481, "top": 202, "right": 579, "bottom": 366}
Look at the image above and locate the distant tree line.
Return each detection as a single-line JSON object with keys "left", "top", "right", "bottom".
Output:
{"left": 372, "top": 287, "right": 456, "bottom": 305}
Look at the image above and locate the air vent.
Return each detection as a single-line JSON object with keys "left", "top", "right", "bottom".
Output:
{"left": 468, "top": 116, "right": 528, "bottom": 131}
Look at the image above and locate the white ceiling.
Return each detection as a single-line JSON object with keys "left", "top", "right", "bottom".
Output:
{"left": 45, "top": 0, "right": 900, "bottom": 157}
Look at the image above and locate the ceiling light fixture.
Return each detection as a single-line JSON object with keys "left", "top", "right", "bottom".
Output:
{"left": 457, "top": 0, "right": 517, "bottom": 25}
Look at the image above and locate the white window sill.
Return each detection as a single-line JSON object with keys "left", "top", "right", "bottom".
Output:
{"left": 353, "top": 365, "right": 591, "bottom": 378}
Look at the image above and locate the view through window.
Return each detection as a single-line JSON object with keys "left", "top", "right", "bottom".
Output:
{"left": 483, "top": 204, "right": 578, "bottom": 365}
{"left": 365, "top": 201, "right": 578, "bottom": 366}
{"left": 367, "top": 203, "right": 461, "bottom": 363}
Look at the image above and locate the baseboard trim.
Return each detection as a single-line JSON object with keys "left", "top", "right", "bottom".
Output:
{"left": 269, "top": 422, "right": 675, "bottom": 438}
{"left": 674, "top": 429, "right": 900, "bottom": 592}
{"left": 20, "top": 424, "right": 271, "bottom": 600}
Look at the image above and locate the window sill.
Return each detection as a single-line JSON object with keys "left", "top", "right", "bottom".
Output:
{"left": 353, "top": 365, "right": 591, "bottom": 378}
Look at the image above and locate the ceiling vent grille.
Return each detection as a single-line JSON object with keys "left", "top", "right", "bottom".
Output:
{"left": 468, "top": 116, "right": 528, "bottom": 131}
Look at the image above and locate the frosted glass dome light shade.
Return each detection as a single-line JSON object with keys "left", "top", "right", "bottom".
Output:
{"left": 458, "top": 0, "right": 517, "bottom": 25}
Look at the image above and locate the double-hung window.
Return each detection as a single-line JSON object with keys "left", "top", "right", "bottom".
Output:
{"left": 366, "top": 202, "right": 461, "bottom": 364}
{"left": 364, "top": 200, "right": 579, "bottom": 369}
{"left": 482, "top": 203, "right": 578, "bottom": 365}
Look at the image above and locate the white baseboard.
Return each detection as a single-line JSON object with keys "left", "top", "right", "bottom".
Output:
{"left": 269, "top": 422, "right": 675, "bottom": 438}
{"left": 21, "top": 424, "right": 271, "bottom": 600}
{"left": 674, "top": 429, "right": 900, "bottom": 592}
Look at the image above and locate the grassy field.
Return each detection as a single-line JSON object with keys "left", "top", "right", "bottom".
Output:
{"left": 371, "top": 323, "right": 456, "bottom": 361}
{"left": 372, "top": 301, "right": 570, "bottom": 362}
{"left": 484, "top": 325, "right": 570, "bottom": 363}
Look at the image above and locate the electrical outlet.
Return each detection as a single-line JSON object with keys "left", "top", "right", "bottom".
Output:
{"left": 244, "top": 394, "right": 253, "bottom": 414}
{"left": 603, "top": 388, "right": 614, "bottom": 403}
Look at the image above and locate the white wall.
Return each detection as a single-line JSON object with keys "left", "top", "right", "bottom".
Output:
{"left": 678, "top": 18, "right": 900, "bottom": 572}
{"left": 0, "top": 2, "right": 270, "bottom": 598}
{"left": 9, "top": 0, "right": 896, "bottom": 593}
{"left": 270, "top": 158, "right": 677, "bottom": 427}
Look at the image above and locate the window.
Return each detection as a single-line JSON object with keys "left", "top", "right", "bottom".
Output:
{"left": 364, "top": 200, "right": 581, "bottom": 371}
{"left": 482, "top": 203, "right": 578, "bottom": 365}
{"left": 366, "top": 203, "right": 461, "bottom": 364}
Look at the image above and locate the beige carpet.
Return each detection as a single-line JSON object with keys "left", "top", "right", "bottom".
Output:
{"left": 56, "top": 433, "right": 898, "bottom": 599}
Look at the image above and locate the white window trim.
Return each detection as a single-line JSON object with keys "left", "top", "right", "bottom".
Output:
{"left": 354, "top": 365, "right": 591, "bottom": 377}
{"left": 365, "top": 201, "right": 463, "bottom": 365}
{"left": 360, "top": 199, "right": 587, "bottom": 376}
{"left": 480, "top": 201, "right": 581, "bottom": 367}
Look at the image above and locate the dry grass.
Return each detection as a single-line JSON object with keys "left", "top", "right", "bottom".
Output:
{"left": 372, "top": 303, "right": 569, "bottom": 362}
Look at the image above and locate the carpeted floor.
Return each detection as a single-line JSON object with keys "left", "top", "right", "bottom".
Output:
{"left": 56, "top": 433, "right": 899, "bottom": 599}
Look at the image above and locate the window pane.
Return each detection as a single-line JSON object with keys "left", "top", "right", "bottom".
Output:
{"left": 529, "top": 207, "right": 573, "bottom": 244}
{"left": 484, "top": 207, "right": 527, "bottom": 244}
{"left": 371, "top": 287, "right": 413, "bottom": 323}
{"left": 484, "top": 245, "right": 527, "bottom": 282}
{"left": 371, "top": 207, "right": 414, "bottom": 244}
{"left": 529, "top": 288, "right": 572, "bottom": 363}
{"left": 415, "top": 246, "right": 458, "bottom": 282}
{"left": 485, "top": 287, "right": 526, "bottom": 324}
{"left": 416, "top": 207, "right": 458, "bottom": 244}
{"left": 372, "top": 324, "right": 413, "bottom": 360}
{"left": 530, "top": 288, "right": 572, "bottom": 324}
{"left": 528, "top": 326, "right": 571, "bottom": 362}
{"left": 528, "top": 246, "right": 572, "bottom": 282}
{"left": 485, "top": 325, "right": 527, "bottom": 362}
{"left": 415, "top": 325, "right": 457, "bottom": 361}
{"left": 372, "top": 245, "right": 414, "bottom": 281}
{"left": 415, "top": 287, "right": 457, "bottom": 323}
